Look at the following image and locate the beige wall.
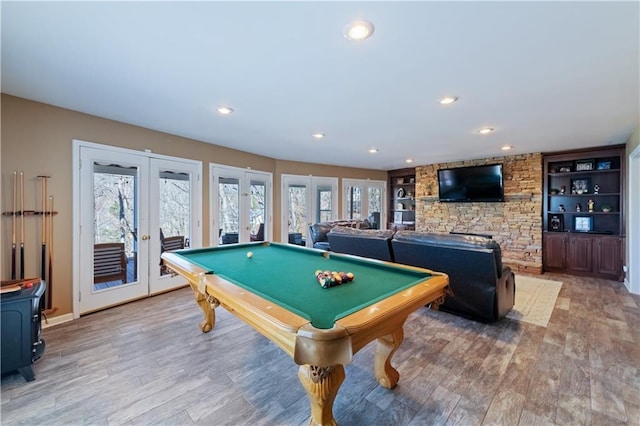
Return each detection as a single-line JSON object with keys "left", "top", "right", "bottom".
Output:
{"left": 1, "top": 94, "right": 385, "bottom": 316}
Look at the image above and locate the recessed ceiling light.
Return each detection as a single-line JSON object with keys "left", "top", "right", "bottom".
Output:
{"left": 312, "top": 133, "right": 325, "bottom": 139}
{"left": 478, "top": 127, "right": 495, "bottom": 135}
{"left": 217, "top": 106, "right": 234, "bottom": 115}
{"left": 406, "top": 158, "right": 413, "bottom": 163}
{"left": 344, "top": 20, "right": 375, "bottom": 41}
{"left": 501, "top": 145, "right": 513, "bottom": 151}
{"left": 368, "top": 148, "right": 379, "bottom": 154}
{"left": 438, "top": 96, "right": 458, "bottom": 105}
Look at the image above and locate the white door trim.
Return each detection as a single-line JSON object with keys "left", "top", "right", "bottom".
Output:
{"left": 627, "top": 144, "right": 639, "bottom": 294}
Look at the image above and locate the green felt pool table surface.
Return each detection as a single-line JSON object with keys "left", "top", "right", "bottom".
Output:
{"left": 172, "top": 242, "right": 434, "bottom": 329}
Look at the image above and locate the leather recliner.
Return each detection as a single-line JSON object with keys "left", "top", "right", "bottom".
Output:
{"left": 391, "top": 231, "right": 515, "bottom": 322}
{"left": 309, "top": 220, "right": 372, "bottom": 250}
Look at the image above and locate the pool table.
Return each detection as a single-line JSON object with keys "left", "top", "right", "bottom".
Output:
{"left": 162, "top": 242, "right": 448, "bottom": 425}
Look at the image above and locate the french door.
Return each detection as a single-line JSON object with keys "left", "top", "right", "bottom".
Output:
{"left": 74, "top": 141, "right": 201, "bottom": 315}
{"left": 281, "top": 175, "right": 338, "bottom": 246}
{"left": 342, "top": 178, "right": 387, "bottom": 228}
{"left": 210, "top": 164, "right": 272, "bottom": 245}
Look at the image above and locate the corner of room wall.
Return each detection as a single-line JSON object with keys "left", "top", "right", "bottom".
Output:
{"left": 415, "top": 153, "right": 543, "bottom": 274}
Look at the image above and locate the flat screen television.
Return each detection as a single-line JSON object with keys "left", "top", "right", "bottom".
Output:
{"left": 437, "top": 164, "right": 504, "bottom": 202}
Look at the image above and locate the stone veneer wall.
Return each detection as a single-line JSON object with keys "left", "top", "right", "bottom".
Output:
{"left": 415, "top": 153, "right": 543, "bottom": 273}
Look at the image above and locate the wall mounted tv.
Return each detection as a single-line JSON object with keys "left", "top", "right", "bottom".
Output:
{"left": 437, "top": 164, "right": 505, "bottom": 202}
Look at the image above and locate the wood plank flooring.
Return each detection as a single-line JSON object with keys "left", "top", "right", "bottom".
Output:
{"left": 2, "top": 272, "right": 639, "bottom": 425}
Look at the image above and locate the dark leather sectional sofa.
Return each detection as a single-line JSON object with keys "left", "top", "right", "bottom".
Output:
{"left": 326, "top": 227, "right": 516, "bottom": 322}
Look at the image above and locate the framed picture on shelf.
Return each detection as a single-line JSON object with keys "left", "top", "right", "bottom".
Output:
{"left": 549, "top": 214, "right": 564, "bottom": 231}
{"left": 396, "top": 188, "right": 406, "bottom": 198}
{"left": 574, "top": 216, "right": 593, "bottom": 232}
{"left": 570, "top": 177, "right": 591, "bottom": 194}
{"left": 394, "top": 211, "right": 403, "bottom": 223}
{"left": 596, "top": 160, "right": 612, "bottom": 170}
{"left": 575, "top": 159, "right": 595, "bottom": 171}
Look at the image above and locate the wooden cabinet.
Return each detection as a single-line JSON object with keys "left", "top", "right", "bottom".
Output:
{"left": 543, "top": 145, "right": 625, "bottom": 280}
{"left": 568, "top": 234, "right": 593, "bottom": 273}
{"left": 543, "top": 232, "right": 568, "bottom": 270}
{"left": 388, "top": 168, "right": 415, "bottom": 231}
{"left": 595, "top": 235, "right": 624, "bottom": 279}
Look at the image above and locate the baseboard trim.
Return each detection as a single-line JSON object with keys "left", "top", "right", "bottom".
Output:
{"left": 42, "top": 313, "right": 74, "bottom": 329}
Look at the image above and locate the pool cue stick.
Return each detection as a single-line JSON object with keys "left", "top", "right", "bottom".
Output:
{"left": 38, "top": 176, "right": 50, "bottom": 282}
{"left": 47, "top": 195, "right": 54, "bottom": 311}
{"left": 20, "top": 172, "right": 25, "bottom": 279}
{"left": 11, "top": 171, "right": 17, "bottom": 279}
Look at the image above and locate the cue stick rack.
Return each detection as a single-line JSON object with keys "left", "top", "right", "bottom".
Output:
{"left": 2, "top": 171, "right": 59, "bottom": 315}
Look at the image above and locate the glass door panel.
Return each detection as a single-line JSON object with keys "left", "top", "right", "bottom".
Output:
{"left": 158, "top": 171, "right": 191, "bottom": 273}
{"left": 287, "top": 184, "right": 307, "bottom": 246}
{"left": 219, "top": 177, "right": 240, "bottom": 245}
{"left": 92, "top": 164, "right": 138, "bottom": 290}
{"left": 367, "top": 187, "right": 383, "bottom": 229}
{"left": 317, "top": 185, "right": 333, "bottom": 223}
{"left": 249, "top": 178, "right": 267, "bottom": 241}
{"left": 346, "top": 185, "right": 363, "bottom": 220}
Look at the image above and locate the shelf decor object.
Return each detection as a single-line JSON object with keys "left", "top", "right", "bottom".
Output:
{"left": 575, "top": 159, "right": 595, "bottom": 171}
{"left": 550, "top": 214, "right": 564, "bottom": 231}
{"left": 574, "top": 216, "right": 593, "bottom": 232}
{"left": 571, "top": 177, "right": 591, "bottom": 194}
{"left": 596, "top": 160, "right": 611, "bottom": 170}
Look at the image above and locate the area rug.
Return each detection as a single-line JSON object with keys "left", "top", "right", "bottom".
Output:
{"left": 506, "top": 275, "right": 562, "bottom": 327}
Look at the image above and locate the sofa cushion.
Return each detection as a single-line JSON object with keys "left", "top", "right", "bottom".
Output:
{"left": 393, "top": 231, "right": 503, "bottom": 278}
{"left": 327, "top": 227, "right": 395, "bottom": 261}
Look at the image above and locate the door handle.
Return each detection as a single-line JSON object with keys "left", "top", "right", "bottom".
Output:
{"left": 141, "top": 235, "right": 150, "bottom": 240}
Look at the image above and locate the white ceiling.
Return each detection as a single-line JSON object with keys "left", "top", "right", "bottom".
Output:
{"left": 2, "top": 1, "right": 638, "bottom": 171}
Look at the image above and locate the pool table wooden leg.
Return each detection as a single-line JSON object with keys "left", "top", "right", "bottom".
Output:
{"left": 298, "top": 364, "right": 345, "bottom": 426}
{"left": 374, "top": 327, "right": 404, "bottom": 389}
{"left": 189, "top": 283, "right": 216, "bottom": 333}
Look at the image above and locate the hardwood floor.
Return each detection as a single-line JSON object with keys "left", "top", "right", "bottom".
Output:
{"left": 2, "top": 273, "right": 639, "bottom": 425}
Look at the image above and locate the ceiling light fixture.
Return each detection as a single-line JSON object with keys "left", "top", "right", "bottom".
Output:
{"left": 344, "top": 20, "right": 375, "bottom": 41}
{"left": 406, "top": 158, "right": 413, "bottom": 163}
{"left": 217, "top": 106, "right": 234, "bottom": 115}
{"left": 368, "top": 148, "right": 379, "bottom": 154}
{"left": 478, "top": 127, "right": 495, "bottom": 135}
{"left": 438, "top": 96, "right": 458, "bottom": 105}
{"left": 312, "top": 133, "right": 325, "bottom": 139}
{"left": 501, "top": 145, "right": 513, "bottom": 151}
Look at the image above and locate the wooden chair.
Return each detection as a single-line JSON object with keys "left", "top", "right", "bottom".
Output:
{"left": 94, "top": 243, "right": 127, "bottom": 284}
{"left": 161, "top": 235, "right": 185, "bottom": 252}
{"left": 160, "top": 236, "right": 185, "bottom": 274}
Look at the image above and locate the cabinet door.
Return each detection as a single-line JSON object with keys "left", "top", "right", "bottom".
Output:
{"left": 543, "top": 233, "right": 568, "bottom": 269}
{"left": 595, "top": 236, "right": 622, "bottom": 279}
{"left": 568, "top": 235, "right": 593, "bottom": 273}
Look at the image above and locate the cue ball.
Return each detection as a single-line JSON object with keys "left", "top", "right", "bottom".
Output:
{"left": 247, "top": 251, "right": 253, "bottom": 258}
